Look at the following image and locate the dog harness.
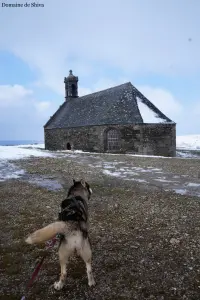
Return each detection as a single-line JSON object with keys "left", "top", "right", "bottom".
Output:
{"left": 59, "top": 196, "right": 88, "bottom": 222}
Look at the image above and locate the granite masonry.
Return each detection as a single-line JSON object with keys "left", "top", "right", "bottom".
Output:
{"left": 44, "top": 71, "right": 176, "bottom": 157}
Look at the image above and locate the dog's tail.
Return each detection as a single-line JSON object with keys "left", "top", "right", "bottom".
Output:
{"left": 25, "top": 221, "right": 67, "bottom": 245}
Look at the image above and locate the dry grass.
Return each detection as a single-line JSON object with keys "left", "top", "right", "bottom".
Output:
{"left": 1, "top": 155, "right": 200, "bottom": 299}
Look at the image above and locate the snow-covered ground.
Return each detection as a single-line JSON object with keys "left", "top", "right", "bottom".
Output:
{"left": 0, "top": 133, "right": 199, "bottom": 162}
{"left": 0, "top": 143, "right": 47, "bottom": 160}
{"left": 0, "top": 143, "right": 52, "bottom": 181}
{"left": 15, "top": 143, "right": 45, "bottom": 149}
{"left": 1, "top": 136, "right": 200, "bottom": 197}
{"left": 176, "top": 135, "right": 200, "bottom": 150}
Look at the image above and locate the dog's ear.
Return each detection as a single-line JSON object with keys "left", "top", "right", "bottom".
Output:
{"left": 73, "top": 179, "right": 76, "bottom": 184}
{"left": 80, "top": 179, "right": 86, "bottom": 187}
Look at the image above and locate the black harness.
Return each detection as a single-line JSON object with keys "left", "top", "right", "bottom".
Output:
{"left": 58, "top": 196, "right": 88, "bottom": 223}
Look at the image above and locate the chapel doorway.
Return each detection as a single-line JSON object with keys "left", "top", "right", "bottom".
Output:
{"left": 66, "top": 142, "right": 71, "bottom": 150}
{"left": 106, "top": 129, "right": 120, "bottom": 151}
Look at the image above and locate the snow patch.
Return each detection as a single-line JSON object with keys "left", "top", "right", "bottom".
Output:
{"left": 0, "top": 145, "right": 53, "bottom": 160}
{"left": 103, "top": 170, "right": 122, "bottom": 177}
{"left": 0, "top": 161, "right": 25, "bottom": 182}
{"left": 103, "top": 164, "right": 115, "bottom": 169}
{"left": 155, "top": 179, "right": 176, "bottom": 183}
{"left": 177, "top": 135, "right": 200, "bottom": 150}
{"left": 129, "top": 154, "right": 172, "bottom": 159}
{"left": 147, "top": 167, "right": 162, "bottom": 171}
{"left": 173, "top": 189, "right": 187, "bottom": 195}
{"left": 0, "top": 144, "right": 54, "bottom": 182}
{"left": 176, "top": 151, "right": 200, "bottom": 159}
{"left": 134, "top": 179, "right": 147, "bottom": 183}
{"left": 16, "top": 143, "right": 45, "bottom": 149}
{"left": 187, "top": 183, "right": 200, "bottom": 187}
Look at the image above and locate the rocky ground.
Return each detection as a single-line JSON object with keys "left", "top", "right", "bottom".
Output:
{"left": 1, "top": 152, "right": 200, "bottom": 299}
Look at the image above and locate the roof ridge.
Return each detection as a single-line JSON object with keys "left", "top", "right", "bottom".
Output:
{"left": 44, "top": 80, "right": 175, "bottom": 129}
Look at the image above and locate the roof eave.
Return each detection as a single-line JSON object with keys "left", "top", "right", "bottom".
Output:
{"left": 44, "top": 101, "right": 66, "bottom": 128}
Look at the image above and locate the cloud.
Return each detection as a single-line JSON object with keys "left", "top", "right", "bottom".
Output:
{"left": 78, "top": 77, "right": 130, "bottom": 97}
{"left": 0, "top": 0, "right": 200, "bottom": 94}
{"left": 138, "top": 86, "right": 183, "bottom": 122}
{"left": 0, "top": 84, "right": 32, "bottom": 107}
{"left": 137, "top": 85, "right": 200, "bottom": 135}
{"left": 0, "top": 84, "right": 55, "bottom": 140}
{"left": 0, "top": 0, "right": 200, "bottom": 137}
{"left": 192, "top": 102, "right": 200, "bottom": 116}
{"left": 79, "top": 87, "right": 93, "bottom": 97}
{"left": 0, "top": 80, "right": 198, "bottom": 140}
{"left": 93, "top": 78, "right": 129, "bottom": 92}
{"left": 35, "top": 101, "right": 51, "bottom": 113}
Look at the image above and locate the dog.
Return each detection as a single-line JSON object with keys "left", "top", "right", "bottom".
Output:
{"left": 25, "top": 179, "right": 95, "bottom": 290}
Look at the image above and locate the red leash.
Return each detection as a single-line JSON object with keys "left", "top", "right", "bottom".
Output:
{"left": 21, "top": 236, "right": 58, "bottom": 300}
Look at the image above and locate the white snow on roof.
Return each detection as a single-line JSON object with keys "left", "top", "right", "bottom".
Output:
{"left": 136, "top": 96, "right": 166, "bottom": 123}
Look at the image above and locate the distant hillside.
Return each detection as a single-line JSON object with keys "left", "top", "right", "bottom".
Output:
{"left": 176, "top": 135, "right": 200, "bottom": 150}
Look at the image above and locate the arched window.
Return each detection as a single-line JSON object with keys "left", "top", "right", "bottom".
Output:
{"left": 107, "top": 129, "right": 120, "bottom": 151}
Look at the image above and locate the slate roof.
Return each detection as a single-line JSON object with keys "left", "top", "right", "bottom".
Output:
{"left": 44, "top": 82, "right": 174, "bottom": 129}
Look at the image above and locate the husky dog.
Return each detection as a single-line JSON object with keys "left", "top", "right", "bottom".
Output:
{"left": 25, "top": 179, "right": 95, "bottom": 290}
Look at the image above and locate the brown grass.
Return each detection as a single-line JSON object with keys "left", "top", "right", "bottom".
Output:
{"left": 1, "top": 155, "right": 200, "bottom": 299}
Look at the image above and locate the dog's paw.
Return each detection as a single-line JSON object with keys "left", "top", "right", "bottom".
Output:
{"left": 88, "top": 276, "right": 95, "bottom": 287}
{"left": 54, "top": 280, "right": 64, "bottom": 290}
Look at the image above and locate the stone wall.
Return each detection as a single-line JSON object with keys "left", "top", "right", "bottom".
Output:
{"left": 139, "top": 124, "right": 176, "bottom": 157}
{"left": 44, "top": 123, "right": 176, "bottom": 157}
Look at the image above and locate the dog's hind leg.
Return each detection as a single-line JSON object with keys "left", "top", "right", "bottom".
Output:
{"left": 79, "top": 238, "right": 95, "bottom": 287}
{"left": 54, "top": 241, "right": 73, "bottom": 290}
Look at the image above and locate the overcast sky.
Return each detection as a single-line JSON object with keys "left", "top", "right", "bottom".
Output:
{"left": 0, "top": 0, "right": 200, "bottom": 140}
